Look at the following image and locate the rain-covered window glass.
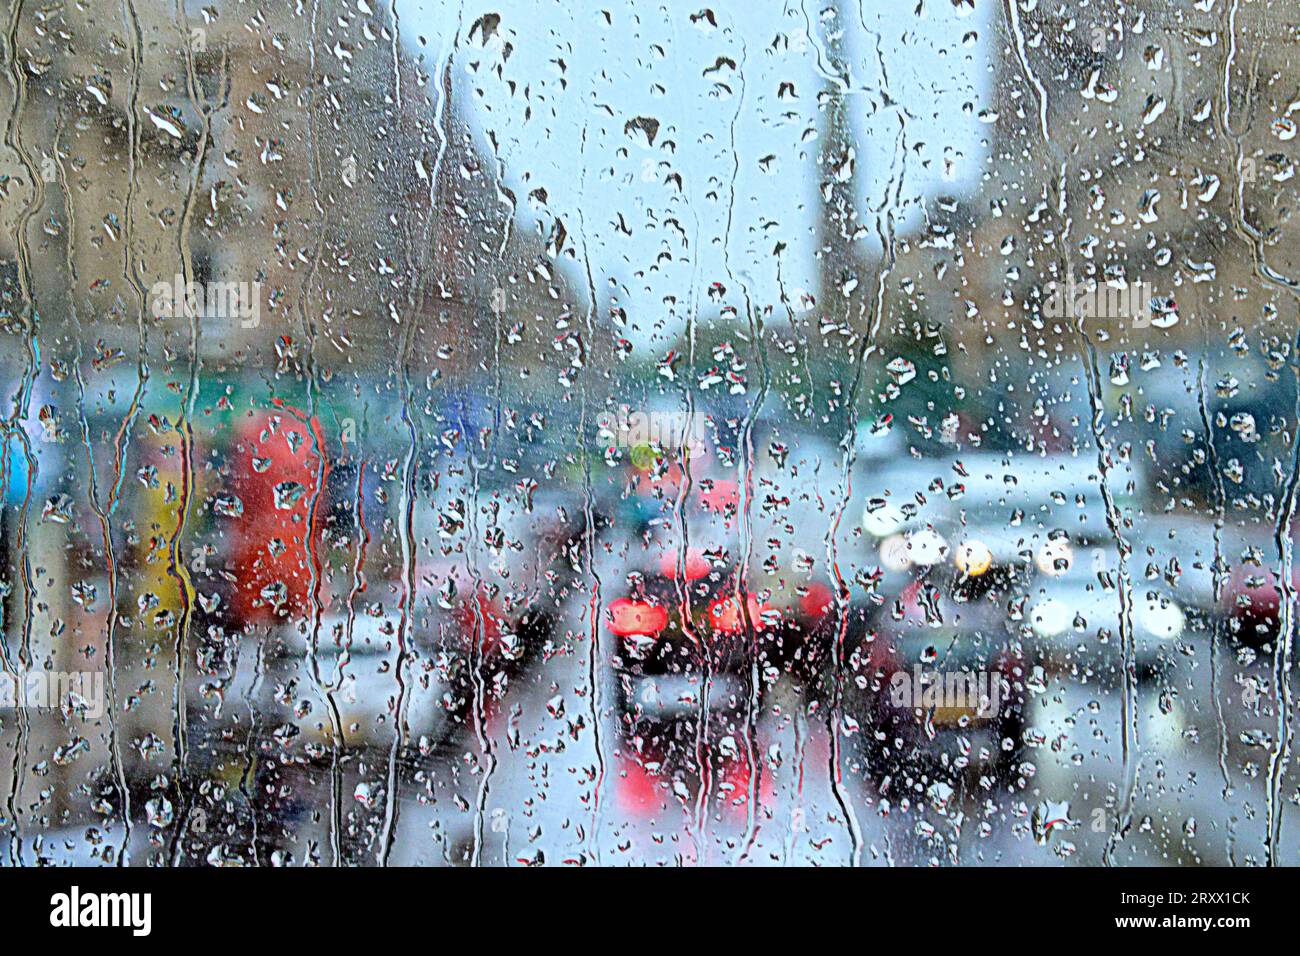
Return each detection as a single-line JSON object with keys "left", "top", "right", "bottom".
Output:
{"left": 0, "top": 0, "right": 1296, "bottom": 869}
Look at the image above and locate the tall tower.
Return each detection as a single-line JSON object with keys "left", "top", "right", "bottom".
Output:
{"left": 813, "top": 0, "right": 866, "bottom": 316}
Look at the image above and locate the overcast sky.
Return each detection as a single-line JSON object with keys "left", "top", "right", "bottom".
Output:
{"left": 408, "top": 0, "right": 993, "bottom": 341}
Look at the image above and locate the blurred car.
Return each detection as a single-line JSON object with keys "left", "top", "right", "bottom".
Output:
{"left": 1024, "top": 578, "right": 1187, "bottom": 678}
{"left": 863, "top": 451, "right": 1148, "bottom": 589}
{"left": 847, "top": 580, "right": 1026, "bottom": 788}
{"left": 606, "top": 543, "right": 777, "bottom": 793}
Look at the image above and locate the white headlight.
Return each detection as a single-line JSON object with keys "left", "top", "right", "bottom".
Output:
{"left": 955, "top": 540, "right": 993, "bottom": 576}
{"left": 1030, "top": 598, "right": 1071, "bottom": 637}
{"left": 879, "top": 533, "right": 911, "bottom": 572}
{"left": 1137, "top": 595, "right": 1184, "bottom": 640}
{"left": 864, "top": 502, "right": 905, "bottom": 537}
{"left": 906, "top": 528, "right": 947, "bottom": 566}
{"left": 1035, "top": 539, "right": 1074, "bottom": 576}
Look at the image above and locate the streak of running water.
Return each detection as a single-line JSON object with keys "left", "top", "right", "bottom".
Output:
{"left": 718, "top": 36, "right": 772, "bottom": 866}
{"left": 237, "top": 638, "right": 266, "bottom": 866}
{"left": 1264, "top": 326, "right": 1300, "bottom": 865}
{"left": 579, "top": 394, "right": 606, "bottom": 864}
{"left": 659, "top": 16, "right": 711, "bottom": 848}
{"left": 164, "top": 0, "right": 220, "bottom": 867}
{"left": 785, "top": 699, "right": 807, "bottom": 865}
{"left": 108, "top": 0, "right": 155, "bottom": 865}
{"left": 824, "top": 112, "right": 906, "bottom": 868}
{"left": 1003, "top": 0, "right": 1050, "bottom": 145}
{"left": 572, "top": 95, "right": 607, "bottom": 863}
{"left": 380, "top": 292, "right": 419, "bottom": 868}
{"left": 669, "top": 141, "right": 706, "bottom": 864}
{"left": 1196, "top": 346, "right": 1232, "bottom": 803}
{"left": 52, "top": 109, "right": 134, "bottom": 865}
{"left": 465, "top": 33, "right": 520, "bottom": 867}
{"left": 275, "top": 0, "right": 350, "bottom": 870}
{"left": 0, "top": 0, "right": 41, "bottom": 868}
{"left": 816, "top": 0, "right": 906, "bottom": 863}
{"left": 390, "top": 0, "right": 403, "bottom": 111}
{"left": 1076, "top": 290, "right": 1138, "bottom": 867}
{"left": 1053, "top": 129, "right": 1140, "bottom": 869}
{"left": 338, "top": 456, "right": 372, "bottom": 812}
{"left": 377, "top": 8, "right": 461, "bottom": 866}
{"left": 1001, "top": 0, "right": 1142, "bottom": 865}
{"left": 1060, "top": 162, "right": 1139, "bottom": 867}
{"left": 1221, "top": 0, "right": 1244, "bottom": 140}
{"left": 464, "top": 421, "right": 497, "bottom": 868}
{"left": 1217, "top": 0, "right": 1300, "bottom": 865}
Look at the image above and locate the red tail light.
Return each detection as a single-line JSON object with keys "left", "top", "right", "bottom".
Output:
{"left": 658, "top": 547, "right": 711, "bottom": 581}
{"left": 708, "top": 594, "right": 774, "bottom": 634}
{"left": 698, "top": 479, "right": 739, "bottom": 515}
{"left": 608, "top": 598, "right": 669, "bottom": 637}
{"left": 799, "top": 582, "right": 834, "bottom": 618}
